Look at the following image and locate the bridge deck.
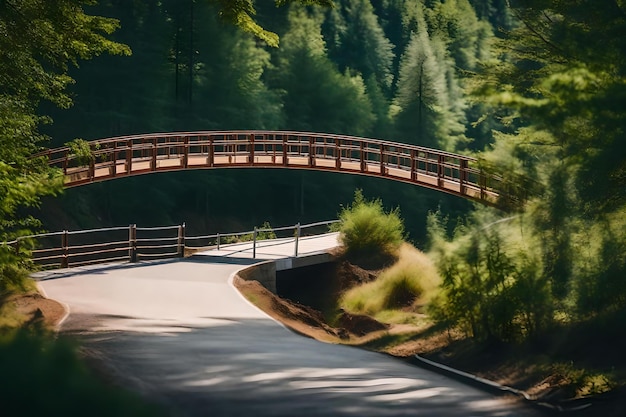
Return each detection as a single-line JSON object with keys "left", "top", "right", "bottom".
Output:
{"left": 40, "top": 131, "right": 504, "bottom": 205}
{"left": 193, "top": 233, "right": 339, "bottom": 260}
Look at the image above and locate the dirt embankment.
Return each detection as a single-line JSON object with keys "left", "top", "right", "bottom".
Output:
{"left": 233, "top": 265, "right": 388, "bottom": 343}
{"left": 1, "top": 292, "right": 66, "bottom": 329}
{"left": 234, "top": 260, "right": 427, "bottom": 345}
{"left": 234, "top": 259, "right": 626, "bottom": 417}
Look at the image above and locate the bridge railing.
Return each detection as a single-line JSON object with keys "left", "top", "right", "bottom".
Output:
{"left": 6, "top": 220, "right": 339, "bottom": 270}
{"left": 35, "top": 131, "right": 505, "bottom": 205}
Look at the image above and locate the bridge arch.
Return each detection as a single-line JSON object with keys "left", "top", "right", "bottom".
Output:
{"left": 40, "top": 131, "right": 504, "bottom": 205}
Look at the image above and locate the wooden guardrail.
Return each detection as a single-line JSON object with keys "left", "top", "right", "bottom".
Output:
{"left": 5, "top": 220, "right": 339, "bottom": 270}
{"left": 36, "top": 131, "right": 505, "bottom": 205}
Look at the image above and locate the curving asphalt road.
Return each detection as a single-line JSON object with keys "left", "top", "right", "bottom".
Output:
{"left": 36, "top": 234, "right": 545, "bottom": 417}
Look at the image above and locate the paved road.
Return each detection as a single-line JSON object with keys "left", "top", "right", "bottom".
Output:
{"left": 37, "top": 234, "right": 544, "bottom": 417}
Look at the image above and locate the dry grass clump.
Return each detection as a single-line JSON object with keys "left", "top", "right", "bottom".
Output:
{"left": 340, "top": 243, "right": 440, "bottom": 322}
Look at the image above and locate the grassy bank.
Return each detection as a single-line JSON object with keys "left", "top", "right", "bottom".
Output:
{"left": 340, "top": 243, "right": 440, "bottom": 324}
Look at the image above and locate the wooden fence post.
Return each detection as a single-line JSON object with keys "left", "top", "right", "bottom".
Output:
{"left": 129, "top": 224, "right": 137, "bottom": 262}
{"left": 460, "top": 159, "right": 468, "bottom": 196}
{"left": 183, "top": 136, "right": 189, "bottom": 168}
{"left": 126, "top": 140, "right": 133, "bottom": 175}
{"left": 437, "top": 154, "right": 445, "bottom": 188}
{"left": 294, "top": 223, "right": 301, "bottom": 257}
{"left": 177, "top": 223, "right": 186, "bottom": 257}
{"left": 308, "top": 137, "right": 315, "bottom": 167}
{"left": 61, "top": 230, "right": 69, "bottom": 268}
{"left": 249, "top": 133, "right": 255, "bottom": 165}
{"left": 360, "top": 141, "right": 366, "bottom": 172}
{"left": 252, "top": 227, "right": 257, "bottom": 259}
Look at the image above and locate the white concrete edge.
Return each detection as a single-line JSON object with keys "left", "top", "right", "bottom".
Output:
{"left": 36, "top": 281, "right": 70, "bottom": 331}
{"left": 413, "top": 354, "right": 595, "bottom": 412}
{"left": 414, "top": 354, "right": 530, "bottom": 399}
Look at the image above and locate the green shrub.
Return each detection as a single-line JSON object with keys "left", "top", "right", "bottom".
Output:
{"left": 0, "top": 330, "right": 165, "bottom": 417}
{"left": 575, "top": 218, "right": 626, "bottom": 315}
{"left": 256, "top": 221, "right": 277, "bottom": 240}
{"left": 427, "top": 210, "right": 554, "bottom": 342}
{"left": 336, "top": 190, "right": 404, "bottom": 263}
{"left": 66, "top": 138, "right": 99, "bottom": 165}
{"left": 0, "top": 246, "right": 35, "bottom": 295}
{"left": 237, "top": 221, "right": 277, "bottom": 242}
{"left": 0, "top": 263, "right": 32, "bottom": 294}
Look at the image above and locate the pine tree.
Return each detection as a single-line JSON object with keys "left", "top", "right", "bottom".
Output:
{"left": 324, "top": 0, "right": 395, "bottom": 93}
{"left": 392, "top": 20, "right": 465, "bottom": 150}
{"left": 190, "top": 3, "right": 283, "bottom": 129}
{"left": 271, "top": 6, "right": 375, "bottom": 135}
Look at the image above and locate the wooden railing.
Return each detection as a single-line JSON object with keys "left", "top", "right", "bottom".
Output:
{"left": 6, "top": 220, "right": 338, "bottom": 270}
{"left": 36, "top": 131, "right": 504, "bottom": 205}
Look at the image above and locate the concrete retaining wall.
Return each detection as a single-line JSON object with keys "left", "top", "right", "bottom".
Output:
{"left": 236, "top": 252, "right": 336, "bottom": 294}
{"left": 237, "top": 260, "right": 277, "bottom": 293}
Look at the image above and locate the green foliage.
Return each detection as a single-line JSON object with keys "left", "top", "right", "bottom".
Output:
{"left": 0, "top": 330, "right": 165, "bottom": 417}
{"left": 271, "top": 6, "right": 375, "bottom": 135}
{"left": 427, "top": 209, "right": 554, "bottom": 341}
{"left": 342, "top": 269, "right": 421, "bottom": 315}
{"left": 0, "top": 0, "right": 131, "bottom": 109}
{"left": 323, "top": 0, "right": 395, "bottom": 92}
{"left": 474, "top": 0, "right": 626, "bottom": 212}
{"left": 0, "top": 98, "right": 63, "bottom": 241}
{"left": 468, "top": 0, "right": 513, "bottom": 30}
{"left": 244, "top": 221, "right": 278, "bottom": 241}
{"left": 0, "top": 248, "right": 33, "bottom": 295}
{"left": 392, "top": 13, "right": 466, "bottom": 150}
{"left": 210, "top": 0, "right": 334, "bottom": 47}
{"left": 426, "top": 0, "right": 493, "bottom": 71}
{"left": 66, "top": 139, "right": 98, "bottom": 165}
{"left": 575, "top": 211, "right": 626, "bottom": 314}
{"left": 257, "top": 221, "right": 278, "bottom": 240}
{"left": 546, "top": 362, "right": 616, "bottom": 398}
{"left": 229, "top": 221, "right": 278, "bottom": 242}
{"left": 463, "top": 0, "right": 626, "bottom": 325}
{"left": 0, "top": 0, "right": 128, "bottom": 245}
{"left": 336, "top": 190, "right": 404, "bottom": 261}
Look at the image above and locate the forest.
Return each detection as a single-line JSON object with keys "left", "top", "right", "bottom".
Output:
{"left": 1, "top": 0, "right": 625, "bottom": 372}
{"left": 36, "top": 0, "right": 499, "bottom": 236}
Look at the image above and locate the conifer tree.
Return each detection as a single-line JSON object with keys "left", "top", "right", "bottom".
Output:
{"left": 324, "top": 0, "right": 395, "bottom": 93}
{"left": 271, "top": 6, "right": 375, "bottom": 135}
{"left": 392, "top": 20, "right": 465, "bottom": 150}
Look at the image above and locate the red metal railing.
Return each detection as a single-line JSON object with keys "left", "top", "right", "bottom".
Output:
{"left": 37, "top": 130, "right": 503, "bottom": 204}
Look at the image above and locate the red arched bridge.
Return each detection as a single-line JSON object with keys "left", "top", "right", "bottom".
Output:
{"left": 40, "top": 131, "right": 508, "bottom": 205}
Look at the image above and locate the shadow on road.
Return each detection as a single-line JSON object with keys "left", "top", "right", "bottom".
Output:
{"left": 70, "top": 316, "right": 545, "bottom": 417}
